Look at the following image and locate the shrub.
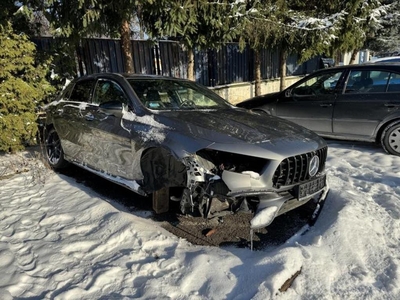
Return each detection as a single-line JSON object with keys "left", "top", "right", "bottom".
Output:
{"left": 0, "top": 23, "right": 54, "bottom": 152}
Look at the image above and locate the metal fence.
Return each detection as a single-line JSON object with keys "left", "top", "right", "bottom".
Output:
{"left": 33, "top": 37, "right": 320, "bottom": 87}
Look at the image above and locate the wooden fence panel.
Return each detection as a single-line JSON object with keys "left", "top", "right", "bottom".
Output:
{"left": 32, "top": 37, "right": 318, "bottom": 87}
{"left": 159, "top": 41, "right": 187, "bottom": 78}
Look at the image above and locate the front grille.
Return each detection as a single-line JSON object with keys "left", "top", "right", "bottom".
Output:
{"left": 272, "top": 147, "right": 327, "bottom": 188}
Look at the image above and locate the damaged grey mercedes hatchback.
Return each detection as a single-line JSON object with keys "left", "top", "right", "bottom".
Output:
{"left": 44, "top": 73, "right": 329, "bottom": 229}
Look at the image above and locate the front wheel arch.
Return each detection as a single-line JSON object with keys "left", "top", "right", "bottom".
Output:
{"left": 376, "top": 117, "right": 400, "bottom": 143}
{"left": 140, "top": 147, "right": 187, "bottom": 193}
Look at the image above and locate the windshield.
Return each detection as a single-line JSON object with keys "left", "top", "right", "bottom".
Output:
{"left": 128, "top": 79, "right": 231, "bottom": 110}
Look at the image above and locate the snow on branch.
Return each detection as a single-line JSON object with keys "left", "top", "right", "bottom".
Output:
{"left": 290, "top": 11, "right": 347, "bottom": 31}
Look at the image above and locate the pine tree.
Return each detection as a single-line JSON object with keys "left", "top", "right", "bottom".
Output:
{"left": 0, "top": 23, "right": 54, "bottom": 152}
{"left": 236, "top": 0, "right": 287, "bottom": 94}
{"left": 140, "top": 0, "right": 241, "bottom": 80}
{"left": 320, "top": 0, "right": 380, "bottom": 64}
{"left": 366, "top": 0, "right": 400, "bottom": 53}
{"left": 42, "top": 0, "right": 144, "bottom": 73}
{"left": 237, "top": 0, "right": 389, "bottom": 91}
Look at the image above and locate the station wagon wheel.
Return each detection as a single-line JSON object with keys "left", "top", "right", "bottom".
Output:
{"left": 381, "top": 121, "right": 400, "bottom": 156}
{"left": 45, "top": 128, "right": 68, "bottom": 169}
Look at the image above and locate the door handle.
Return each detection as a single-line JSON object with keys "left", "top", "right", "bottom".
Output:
{"left": 384, "top": 103, "right": 400, "bottom": 108}
{"left": 85, "top": 113, "right": 95, "bottom": 121}
{"left": 320, "top": 103, "right": 332, "bottom": 107}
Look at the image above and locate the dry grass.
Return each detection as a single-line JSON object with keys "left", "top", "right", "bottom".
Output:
{"left": 0, "top": 145, "right": 52, "bottom": 184}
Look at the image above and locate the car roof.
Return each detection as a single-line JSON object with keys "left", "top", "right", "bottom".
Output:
{"left": 314, "top": 62, "right": 400, "bottom": 73}
{"left": 74, "top": 72, "right": 188, "bottom": 82}
{"left": 368, "top": 56, "right": 400, "bottom": 63}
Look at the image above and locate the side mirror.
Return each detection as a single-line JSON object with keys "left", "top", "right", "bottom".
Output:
{"left": 284, "top": 89, "right": 292, "bottom": 97}
{"left": 99, "top": 101, "right": 124, "bottom": 118}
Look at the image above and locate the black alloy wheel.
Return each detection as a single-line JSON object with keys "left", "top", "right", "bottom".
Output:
{"left": 45, "top": 128, "right": 68, "bottom": 169}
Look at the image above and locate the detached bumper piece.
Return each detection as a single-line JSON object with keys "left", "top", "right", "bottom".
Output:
{"left": 250, "top": 180, "right": 329, "bottom": 230}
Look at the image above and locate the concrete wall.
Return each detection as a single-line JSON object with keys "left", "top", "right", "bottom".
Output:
{"left": 210, "top": 76, "right": 304, "bottom": 105}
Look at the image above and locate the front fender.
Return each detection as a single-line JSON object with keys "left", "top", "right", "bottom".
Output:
{"left": 140, "top": 147, "right": 187, "bottom": 193}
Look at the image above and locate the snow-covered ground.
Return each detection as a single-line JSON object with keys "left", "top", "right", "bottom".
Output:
{"left": 1, "top": 141, "right": 400, "bottom": 299}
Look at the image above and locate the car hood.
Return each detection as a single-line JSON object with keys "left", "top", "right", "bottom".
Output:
{"left": 149, "top": 108, "right": 326, "bottom": 159}
{"left": 236, "top": 92, "right": 280, "bottom": 109}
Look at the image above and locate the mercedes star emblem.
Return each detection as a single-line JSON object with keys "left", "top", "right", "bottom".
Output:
{"left": 309, "top": 155, "right": 320, "bottom": 177}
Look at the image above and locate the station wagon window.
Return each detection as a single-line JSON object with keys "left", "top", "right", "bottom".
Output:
{"left": 93, "top": 79, "right": 129, "bottom": 106}
{"left": 69, "top": 79, "right": 95, "bottom": 102}
{"left": 292, "top": 71, "right": 343, "bottom": 96}
{"left": 388, "top": 73, "right": 400, "bottom": 92}
{"left": 345, "top": 70, "right": 391, "bottom": 93}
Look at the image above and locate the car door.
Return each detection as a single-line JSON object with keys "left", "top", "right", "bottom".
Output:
{"left": 333, "top": 69, "right": 400, "bottom": 139}
{"left": 53, "top": 79, "right": 95, "bottom": 161}
{"left": 274, "top": 70, "right": 344, "bottom": 134}
{"left": 83, "top": 78, "right": 138, "bottom": 179}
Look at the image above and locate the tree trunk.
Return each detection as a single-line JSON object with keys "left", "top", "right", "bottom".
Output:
{"left": 334, "top": 51, "right": 341, "bottom": 66}
{"left": 279, "top": 49, "right": 287, "bottom": 92}
{"left": 349, "top": 49, "right": 358, "bottom": 64}
{"left": 120, "top": 19, "right": 134, "bottom": 73}
{"left": 187, "top": 47, "right": 195, "bottom": 81}
{"left": 254, "top": 49, "right": 261, "bottom": 96}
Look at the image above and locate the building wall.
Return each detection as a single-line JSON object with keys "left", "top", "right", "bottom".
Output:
{"left": 341, "top": 50, "right": 371, "bottom": 65}
{"left": 211, "top": 76, "right": 303, "bottom": 105}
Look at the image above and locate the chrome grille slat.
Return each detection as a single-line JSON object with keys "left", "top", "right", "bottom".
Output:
{"left": 273, "top": 147, "right": 327, "bottom": 188}
{"left": 293, "top": 159, "right": 298, "bottom": 181}
{"left": 299, "top": 153, "right": 307, "bottom": 181}
{"left": 285, "top": 158, "right": 291, "bottom": 185}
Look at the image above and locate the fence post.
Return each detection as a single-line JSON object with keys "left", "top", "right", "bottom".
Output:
{"left": 208, "top": 49, "right": 217, "bottom": 87}
{"left": 154, "top": 43, "right": 161, "bottom": 75}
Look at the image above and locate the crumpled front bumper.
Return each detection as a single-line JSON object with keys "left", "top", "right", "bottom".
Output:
{"left": 220, "top": 168, "right": 330, "bottom": 229}
{"left": 250, "top": 183, "right": 330, "bottom": 229}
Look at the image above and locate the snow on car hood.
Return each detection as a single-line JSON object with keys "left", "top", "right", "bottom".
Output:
{"left": 153, "top": 108, "right": 326, "bottom": 158}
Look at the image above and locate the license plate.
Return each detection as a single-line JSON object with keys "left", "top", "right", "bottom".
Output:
{"left": 295, "top": 176, "right": 326, "bottom": 200}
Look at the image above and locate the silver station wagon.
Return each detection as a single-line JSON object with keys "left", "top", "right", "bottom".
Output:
{"left": 238, "top": 63, "right": 400, "bottom": 156}
{"left": 44, "top": 73, "right": 329, "bottom": 229}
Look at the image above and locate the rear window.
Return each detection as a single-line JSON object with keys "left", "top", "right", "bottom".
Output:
{"left": 388, "top": 73, "right": 400, "bottom": 92}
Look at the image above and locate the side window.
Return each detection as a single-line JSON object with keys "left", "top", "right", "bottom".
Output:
{"left": 69, "top": 80, "right": 95, "bottom": 102}
{"left": 388, "top": 73, "right": 400, "bottom": 92}
{"left": 56, "top": 83, "right": 73, "bottom": 101}
{"left": 345, "top": 70, "right": 390, "bottom": 93}
{"left": 93, "top": 79, "right": 129, "bottom": 106}
{"left": 293, "top": 71, "right": 343, "bottom": 96}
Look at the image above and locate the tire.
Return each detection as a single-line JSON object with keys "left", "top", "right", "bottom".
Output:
{"left": 381, "top": 120, "right": 400, "bottom": 156}
{"left": 45, "top": 127, "right": 68, "bottom": 169}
